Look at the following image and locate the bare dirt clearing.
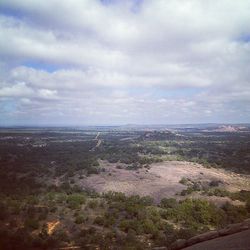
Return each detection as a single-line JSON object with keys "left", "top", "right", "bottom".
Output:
{"left": 76, "top": 161, "right": 250, "bottom": 203}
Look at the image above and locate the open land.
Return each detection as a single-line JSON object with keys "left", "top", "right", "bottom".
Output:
{"left": 1, "top": 124, "right": 250, "bottom": 249}
{"left": 77, "top": 160, "right": 250, "bottom": 204}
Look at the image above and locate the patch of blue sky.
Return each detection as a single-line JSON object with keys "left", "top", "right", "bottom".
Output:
{"left": 3, "top": 100, "right": 17, "bottom": 113}
{"left": 130, "top": 0, "right": 144, "bottom": 13}
{"left": 100, "top": 0, "right": 143, "bottom": 12}
{"left": 23, "top": 61, "right": 63, "bottom": 73}
{"left": 0, "top": 7, "right": 25, "bottom": 19}
{"left": 238, "top": 34, "right": 250, "bottom": 43}
{"left": 100, "top": 0, "right": 113, "bottom": 5}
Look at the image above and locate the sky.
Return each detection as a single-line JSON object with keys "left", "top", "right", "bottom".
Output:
{"left": 0, "top": 0, "right": 250, "bottom": 126}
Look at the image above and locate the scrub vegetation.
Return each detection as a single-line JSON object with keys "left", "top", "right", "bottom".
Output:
{"left": 0, "top": 125, "right": 250, "bottom": 249}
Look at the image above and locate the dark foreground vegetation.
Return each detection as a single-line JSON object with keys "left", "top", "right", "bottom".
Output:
{"left": 1, "top": 185, "right": 250, "bottom": 249}
{"left": 0, "top": 125, "right": 250, "bottom": 249}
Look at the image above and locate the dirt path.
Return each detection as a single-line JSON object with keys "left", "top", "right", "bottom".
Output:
{"left": 90, "top": 132, "right": 102, "bottom": 151}
{"left": 95, "top": 132, "right": 100, "bottom": 140}
{"left": 47, "top": 221, "right": 60, "bottom": 235}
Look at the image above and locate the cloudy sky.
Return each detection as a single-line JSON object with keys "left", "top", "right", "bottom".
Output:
{"left": 0, "top": 0, "right": 250, "bottom": 126}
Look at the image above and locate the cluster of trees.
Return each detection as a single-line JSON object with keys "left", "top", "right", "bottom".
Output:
{"left": 160, "top": 198, "right": 249, "bottom": 230}
{"left": 139, "top": 131, "right": 250, "bottom": 174}
{"left": 1, "top": 183, "right": 250, "bottom": 250}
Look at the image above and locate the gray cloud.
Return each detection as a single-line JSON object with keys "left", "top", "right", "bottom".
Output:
{"left": 0, "top": 0, "right": 250, "bottom": 125}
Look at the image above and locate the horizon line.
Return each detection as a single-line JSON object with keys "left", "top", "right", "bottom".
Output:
{"left": 1, "top": 122, "right": 250, "bottom": 128}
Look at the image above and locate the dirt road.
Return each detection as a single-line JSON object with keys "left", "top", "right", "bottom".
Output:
{"left": 90, "top": 132, "right": 102, "bottom": 151}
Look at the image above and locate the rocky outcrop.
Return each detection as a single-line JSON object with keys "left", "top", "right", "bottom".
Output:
{"left": 186, "top": 230, "right": 219, "bottom": 246}
{"left": 170, "top": 218, "right": 250, "bottom": 250}
{"left": 218, "top": 222, "right": 249, "bottom": 236}
{"left": 170, "top": 239, "right": 187, "bottom": 250}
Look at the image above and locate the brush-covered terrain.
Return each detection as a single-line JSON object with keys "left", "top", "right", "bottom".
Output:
{"left": 0, "top": 125, "right": 250, "bottom": 249}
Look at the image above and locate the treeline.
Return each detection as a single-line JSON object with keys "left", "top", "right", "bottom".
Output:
{"left": 139, "top": 131, "right": 250, "bottom": 174}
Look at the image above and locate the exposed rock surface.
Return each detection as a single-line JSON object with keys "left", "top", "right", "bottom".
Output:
{"left": 182, "top": 229, "right": 250, "bottom": 250}
{"left": 76, "top": 160, "right": 250, "bottom": 203}
{"left": 170, "top": 219, "right": 250, "bottom": 250}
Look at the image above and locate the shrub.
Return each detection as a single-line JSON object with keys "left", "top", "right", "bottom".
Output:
{"left": 160, "top": 198, "right": 178, "bottom": 209}
{"left": 206, "top": 188, "right": 230, "bottom": 197}
{"left": 119, "top": 219, "right": 132, "bottom": 232}
{"left": 116, "top": 165, "right": 123, "bottom": 169}
{"left": 88, "top": 199, "right": 99, "bottom": 209}
{"left": 67, "top": 193, "right": 85, "bottom": 209}
{"left": 179, "top": 177, "right": 188, "bottom": 185}
{"left": 177, "top": 228, "right": 196, "bottom": 239}
{"left": 246, "top": 200, "right": 250, "bottom": 213}
{"left": 180, "top": 187, "right": 194, "bottom": 196}
{"left": 75, "top": 215, "right": 86, "bottom": 224}
{"left": 142, "top": 219, "right": 157, "bottom": 234}
{"left": 24, "top": 218, "right": 39, "bottom": 230}
{"left": 221, "top": 202, "right": 248, "bottom": 224}
{"left": 0, "top": 202, "right": 8, "bottom": 220}
{"left": 230, "top": 190, "right": 250, "bottom": 202}
{"left": 209, "top": 180, "right": 222, "bottom": 187}
{"left": 94, "top": 216, "right": 105, "bottom": 226}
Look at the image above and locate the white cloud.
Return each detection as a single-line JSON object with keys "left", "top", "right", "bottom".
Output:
{"left": 38, "top": 89, "right": 58, "bottom": 99}
{"left": 0, "top": 82, "right": 33, "bottom": 97}
{"left": 20, "top": 98, "right": 31, "bottom": 104}
{"left": 0, "top": 0, "right": 250, "bottom": 124}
